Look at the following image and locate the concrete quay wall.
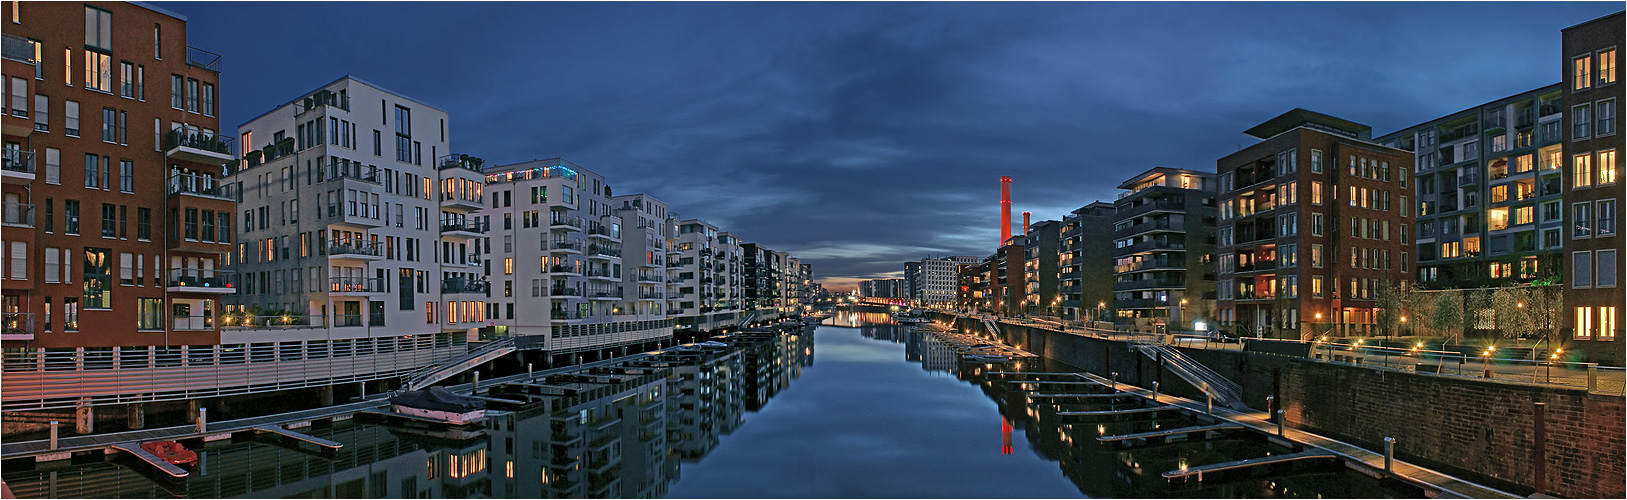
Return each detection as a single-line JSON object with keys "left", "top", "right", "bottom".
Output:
{"left": 941, "top": 314, "right": 1625, "bottom": 499}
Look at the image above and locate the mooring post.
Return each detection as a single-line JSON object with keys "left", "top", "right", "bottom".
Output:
{"left": 1533, "top": 402, "right": 1547, "bottom": 493}
{"left": 1383, "top": 437, "right": 1395, "bottom": 473}
{"left": 1110, "top": 372, "right": 1118, "bottom": 391}
{"left": 49, "top": 420, "right": 58, "bottom": 450}
{"left": 1275, "top": 409, "right": 1284, "bottom": 436}
{"left": 1152, "top": 381, "right": 1159, "bottom": 401}
{"left": 1266, "top": 395, "right": 1276, "bottom": 421}
{"left": 473, "top": 370, "right": 480, "bottom": 390}
{"left": 527, "top": 363, "right": 534, "bottom": 379}
{"left": 197, "top": 407, "right": 207, "bottom": 433}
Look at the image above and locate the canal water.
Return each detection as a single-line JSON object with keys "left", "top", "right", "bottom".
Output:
{"left": 2, "top": 309, "right": 1423, "bottom": 498}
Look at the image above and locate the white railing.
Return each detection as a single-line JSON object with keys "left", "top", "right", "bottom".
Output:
{"left": 403, "top": 337, "right": 517, "bottom": 390}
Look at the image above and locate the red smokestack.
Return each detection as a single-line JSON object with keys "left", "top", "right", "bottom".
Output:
{"left": 1000, "top": 176, "right": 1012, "bottom": 246}
{"left": 1022, "top": 211, "right": 1031, "bottom": 235}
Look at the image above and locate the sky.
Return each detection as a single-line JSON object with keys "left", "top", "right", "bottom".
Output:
{"left": 159, "top": 1, "right": 1623, "bottom": 292}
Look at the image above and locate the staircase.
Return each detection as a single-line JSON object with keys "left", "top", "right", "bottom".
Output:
{"left": 403, "top": 337, "right": 517, "bottom": 391}
{"left": 734, "top": 311, "right": 759, "bottom": 330}
{"left": 1131, "top": 334, "right": 1245, "bottom": 409}
{"left": 981, "top": 317, "right": 1002, "bottom": 338}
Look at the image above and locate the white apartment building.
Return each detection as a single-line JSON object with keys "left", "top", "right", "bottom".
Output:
{"left": 612, "top": 193, "right": 674, "bottom": 318}
{"left": 920, "top": 256, "right": 980, "bottom": 308}
{"left": 477, "top": 158, "right": 672, "bottom": 360}
{"left": 671, "top": 219, "right": 751, "bottom": 331}
{"left": 223, "top": 76, "right": 478, "bottom": 387}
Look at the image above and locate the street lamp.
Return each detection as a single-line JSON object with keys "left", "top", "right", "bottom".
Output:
{"left": 1179, "top": 298, "right": 1188, "bottom": 332}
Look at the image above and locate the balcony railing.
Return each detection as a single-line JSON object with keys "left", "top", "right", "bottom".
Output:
{"left": 2, "top": 202, "right": 34, "bottom": 227}
{"left": 328, "top": 165, "right": 380, "bottom": 184}
{"left": 551, "top": 216, "right": 583, "bottom": 229}
{"left": 328, "top": 241, "right": 382, "bottom": 257}
{"left": 551, "top": 310, "right": 582, "bottom": 320}
{"left": 296, "top": 89, "right": 349, "bottom": 114}
{"left": 588, "top": 226, "right": 618, "bottom": 238}
{"left": 219, "top": 314, "right": 329, "bottom": 330}
{"left": 167, "top": 173, "right": 231, "bottom": 200}
{"left": 329, "top": 277, "right": 385, "bottom": 293}
{"left": 3, "top": 149, "right": 35, "bottom": 174}
{"left": 443, "top": 277, "right": 490, "bottom": 294}
{"left": 166, "top": 127, "right": 235, "bottom": 157}
{"left": 550, "top": 240, "right": 582, "bottom": 251}
{"left": 2, "top": 34, "right": 37, "bottom": 64}
{"left": 168, "top": 269, "right": 237, "bottom": 289}
{"left": 2, "top": 312, "right": 33, "bottom": 335}
{"left": 588, "top": 245, "right": 621, "bottom": 258}
{"left": 586, "top": 269, "right": 616, "bottom": 278}
{"left": 550, "top": 265, "right": 579, "bottom": 275}
{"left": 186, "top": 46, "right": 221, "bottom": 72}
{"left": 638, "top": 292, "right": 664, "bottom": 299}
{"left": 550, "top": 286, "right": 581, "bottom": 297}
{"left": 439, "top": 153, "right": 485, "bottom": 173}
{"left": 441, "top": 220, "right": 488, "bottom": 234}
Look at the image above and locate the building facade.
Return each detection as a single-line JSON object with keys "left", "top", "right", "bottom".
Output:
{"left": 1112, "top": 168, "right": 1216, "bottom": 331}
{"left": 1561, "top": 12, "right": 1623, "bottom": 363}
{"left": 1060, "top": 202, "right": 1115, "bottom": 322}
{"left": 1216, "top": 109, "right": 1413, "bottom": 339}
{"left": 1022, "top": 220, "right": 1061, "bottom": 317}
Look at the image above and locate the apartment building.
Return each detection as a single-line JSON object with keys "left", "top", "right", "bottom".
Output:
{"left": 672, "top": 219, "right": 748, "bottom": 331}
{"left": 612, "top": 193, "right": 674, "bottom": 319}
{"left": 1022, "top": 219, "right": 1061, "bottom": 317}
{"left": 857, "top": 278, "right": 906, "bottom": 298}
{"left": 1112, "top": 168, "right": 1216, "bottom": 331}
{"left": 1059, "top": 202, "right": 1114, "bottom": 322}
{"left": 957, "top": 260, "right": 990, "bottom": 312}
{"left": 0, "top": 2, "right": 243, "bottom": 431}
{"left": 989, "top": 239, "right": 1025, "bottom": 315}
{"left": 902, "top": 261, "right": 921, "bottom": 305}
{"left": 910, "top": 256, "right": 978, "bottom": 309}
{"left": 1376, "top": 85, "right": 1567, "bottom": 288}
{"left": 717, "top": 232, "right": 747, "bottom": 318}
{"left": 1216, "top": 109, "right": 1413, "bottom": 339}
{"left": 1561, "top": 11, "right": 1623, "bottom": 363}
{"left": 478, "top": 158, "right": 672, "bottom": 360}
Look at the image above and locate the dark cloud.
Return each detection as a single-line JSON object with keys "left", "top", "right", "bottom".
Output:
{"left": 167, "top": 1, "right": 1621, "bottom": 291}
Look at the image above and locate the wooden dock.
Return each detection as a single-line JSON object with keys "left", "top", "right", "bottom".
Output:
{"left": 1056, "top": 404, "right": 1186, "bottom": 417}
{"left": 1097, "top": 423, "right": 1245, "bottom": 442}
{"left": 1162, "top": 450, "right": 1339, "bottom": 479}
{"left": 251, "top": 425, "right": 343, "bottom": 450}
{"left": 1026, "top": 392, "right": 1137, "bottom": 399}
{"left": 106, "top": 443, "right": 188, "bottom": 478}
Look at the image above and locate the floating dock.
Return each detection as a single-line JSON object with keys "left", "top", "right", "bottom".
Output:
{"left": 1162, "top": 450, "right": 1339, "bottom": 480}
{"left": 1097, "top": 423, "right": 1245, "bottom": 443}
{"left": 106, "top": 443, "right": 188, "bottom": 478}
{"left": 923, "top": 330, "right": 1039, "bottom": 364}
{"left": 251, "top": 425, "right": 343, "bottom": 450}
{"left": 1056, "top": 404, "right": 1187, "bottom": 417}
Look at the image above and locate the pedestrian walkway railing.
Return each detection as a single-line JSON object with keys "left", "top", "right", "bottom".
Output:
{"left": 1130, "top": 333, "right": 1244, "bottom": 409}
{"left": 402, "top": 337, "right": 517, "bottom": 391}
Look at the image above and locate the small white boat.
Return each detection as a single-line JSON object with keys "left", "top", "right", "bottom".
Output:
{"left": 388, "top": 387, "right": 486, "bottom": 425}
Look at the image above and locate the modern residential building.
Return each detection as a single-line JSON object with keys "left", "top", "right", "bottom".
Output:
{"left": 857, "top": 278, "right": 906, "bottom": 298}
{"left": 1, "top": 1, "right": 244, "bottom": 432}
{"left": 478, "top": 158, "right": 672, "bottom": 361}
{"left": 1561, "top": 11, "right": 1623, "bottom": 363}
{"left": 613, "top": 193, "right": 674, "bottom": 319}
{"left": 672, "top": 218, "right": 746, "bottom": 331}
{"left": 1375, "top": 85, "right": 1567, "bottom": 288}
{"left": 1216, "top": 109, "right": 1413, "bottom": 339}
{"left": 1111, "top": 168, "right": 1216, "bottom": 331}
{"left": 957, "top": 261, "right": 990, "bottom": 312}
{"left": 910, "top": 255, "right": 979, "bottom": 309}
{"left": 902, "top": 261, "right": 921, "bottom": 305}
{"left": 1022, "top": 219, "right": 1061, "bottom": 317}
{"left": 989, "top": 238, "right": 1025, "bottom": 316}
{"left": 1060, "top": 202, "right": 1115, "bottom": 322}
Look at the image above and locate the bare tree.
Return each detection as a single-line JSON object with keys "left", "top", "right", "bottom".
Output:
{"left": 1375, "top": 281, "right": 1408, "bottom": 338}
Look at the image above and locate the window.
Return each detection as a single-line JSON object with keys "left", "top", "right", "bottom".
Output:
{"left": 1574, "top": 203, "right": 1594, "bottom": 238}
{"left": 1600, "top": 200, "right": 1618, "bottom": 236}
{"left": 153, "top": 24, "right": 161, "bottom": 59}
{"left": 101, "top": 204, "right": 115, "bottom": 237}
{"left": 200, "top": 82, "right": 214, "bottom": 116}
{"left": 1599, "top": 249, "right": 1618, "bottom": 288}
{"left": 1574, "top": 153, "right": 1593, "bottom": 188}
{"left": 64, "top": 100, "right": 79, "bottom": 136}
{"left": 170, "top": 75, "right": 182, "bottom": 109}
{"left": 30, "top": 94, "right": 47, "bottom": 132}
{"left": 1310, "top": 244, "right": 1323, "bottom": 268}
{"left": 136, "top": 207, "right": 150, "bottom": 240}
{"left": 1601, "top": 49, "right": 1618, "bottom": 86}
{"left": 137, "top": 298, "right": 163, "bottom": 330}
{"left": 1310, "top": 181, "right": 1323, "bottom": 205}
{"left": 1574, "top": 251, "right": 1593, "bottom": 288}
{"left": 1573, "top": 104, "right": 1591, "bottom": 139}
{"left": 84, "top": 7, "right": 112, "bottom": 49}
{"left": 83, "top": 50, "right": 111, "bottom": 92}
{"left": 1601, "top": 150, "right": 1618, "bottom": 185}
{"left": 373, "top": 130, "right": 381, "bottom": 156}
{"left": 1601, "top": 306, "right": 1618, "bottom": 341}
{"left": 83, "top": 154, "right": 99, "bottom": 188}
{"left": 1575, "top": 55, "right": 1593, "bottom": 91}
{"left": 185, "top": 78, "right": 198, "bottom": 112}
{"left": 83, "top": 248, "right": 111, "bottom": 309}
{"left": 1514, "top": 205, "right": 1534, "bottom": 226}
{"left": 1575, "top": 306, "right": 1593, "bottom": 340}
{"left": 101, "top": 107, "right": 116, "bottom": 142}
{"left": 119, "top": 61, "right": 133, "bottom": 97}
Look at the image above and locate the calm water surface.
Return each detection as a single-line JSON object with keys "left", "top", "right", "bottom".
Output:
{"left": 2, "top": 310, "right": 1421, "bottom": 498}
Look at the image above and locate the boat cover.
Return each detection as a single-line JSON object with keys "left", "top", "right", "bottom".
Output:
{"left": 389, "top": 387, "right": 486, "bottom": 413}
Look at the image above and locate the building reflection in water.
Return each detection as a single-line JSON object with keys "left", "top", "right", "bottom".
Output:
{"left": 0, "top": 327, "right": 817, "bottom": 499}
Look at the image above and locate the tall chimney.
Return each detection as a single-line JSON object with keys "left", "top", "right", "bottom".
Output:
{"left": 1022, "top": 211, "right": 1031, "bottom": 235}
{"left": 1000, "top": 176, "right": 1012, "bottom": 246}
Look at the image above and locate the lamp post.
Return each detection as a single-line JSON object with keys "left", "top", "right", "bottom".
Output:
{"left": 1179, "top": 298, "right": 1188, "bottom": 332}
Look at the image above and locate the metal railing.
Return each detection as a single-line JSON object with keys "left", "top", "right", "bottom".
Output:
{"left": 441, "top": 220, "right": 488, "bottom": 234}
{"left": 2, "top": 34, "right": 37, "bottom": 64}
{"left": 551, "top": 240, "right": 583, "bottom": 251}
{"left": 328, "top": 241, "right": 382, "bottom": 257}
{"left": 551, "top": 216, "right": 584, "bottom": 228}
{"left": 221, "top": 314, "right": 327, "bottom": 329}
{"left": 551, "top": 287, "right": 581, "bottom": 297}
{"left": 438, "top": 153, "right": 485, "bottom": 173}
{"left": 2, "top": 149, "right": 34, "bottom": 174}
{"left": 2, "top": 312, "right": 32, "bottom": 335}
{"left": 1132, "top": 333, "right": 1244, "bottom": 408}
{"left": 186, "top": 46, "right": 221, "bottom": 72}
{"left": 327, "top": 165, "right": 379, "bottom": 184}
{"left": 165, "top": 127, "right": 234, "bottom": 156}
{"left": 329, "top": 277, "right": 384, "bottom": 293}
{"left": 2, "top": 202, "right": 34, "bottom": 227}
{"left": 442, "top": 277, "right": 490, "bottom": 294}
{"left": 166, "top": 172, "right": 230, "bottom": 199}
{"left": 402, "top": 337, "right": 515, "bottom": 391}
{"left": 167, "top": 268, "right": 236, "bottom": 289}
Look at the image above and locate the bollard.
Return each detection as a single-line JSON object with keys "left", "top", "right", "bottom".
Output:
{"left": 527, "top": 363, "right": 534, "bottom": 379}
{"left": 49, "top": 420, "right": 59, "bottom": 450}
{"left": 1110, "top": 372, "right": 1118, "bottom": 391}
{"left": 473, "top": 371, "right": 480, "bottom": 390}
{"left": 1533, "top": 402, "right": 1547, "bottom": 493}
{"left": 1266, "top": 395, "right": 1275, "bottom": 419}
{"left": 197, "top": 407, "right": 207, "bottom": 433}
{"left": 1383, "top": 437, "right": 1395, "bottom": 473}
{"left": 1152, "top": 381, "right": 1159, "bottom": 401}
{"left": 1275, "top": 409, "right": 1284, "bottom": 436}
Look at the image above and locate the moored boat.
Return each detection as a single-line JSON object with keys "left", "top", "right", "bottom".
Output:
{"left": 388, "top": 387, "right": 486, "bottom": 425}
{"left": 139, "top": 441, "right": 199, "bottom": 466}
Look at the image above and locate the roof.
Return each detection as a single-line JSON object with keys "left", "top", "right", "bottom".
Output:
{"left": 1243, "top": 108, "right": 1371, "bottom": 140}
{"left": 1375, "top": 83, "right": 1562, "bottom": 140}
{"left": 1115, "top": 166, "right": 1213, "bottom": 190}
{"left": 240, "top": 75, "right": 450, "bottom": 129}
{"left": 129, "top": 1, "right": 187, "bottom": 21}
{"left": 1561, "top": 10, "right": 1623, "bottom": 32}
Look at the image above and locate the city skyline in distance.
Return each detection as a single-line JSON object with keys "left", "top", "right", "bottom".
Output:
{"left": 162, "top": 1, "right": 1623, "bottom": 292}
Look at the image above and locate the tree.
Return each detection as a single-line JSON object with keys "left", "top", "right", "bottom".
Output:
{"left": 1490, "top": 286, "right": 1536, "bottom": 339}
{"left": 1406, "top": 288, "right": 1438, "bottom": 337}
{"left": 1467, "top": 288, "right": 1495, "bottom": 334}
{"left": 1375, "top": 281, "right": 1408, "bottom": 337}
{"left": 1429, "top": 289, "right": 1465, "bottom": 344}
{"left": 1528, "top": 285, "right": 1564, "bottom": 339}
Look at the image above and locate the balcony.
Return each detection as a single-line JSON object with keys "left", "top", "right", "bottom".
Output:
{"left": 551, "top": 310, "right": 582, "bottom": 320}
{"left": 550, "top": 286, "right": 582, "bottom": 297}
{"left": 441, "top": 220, "right": 487, "bottom": 238}
{"left": 1113, "top": 258, "right": 1183, "bottom": 274}
{"left": 327, "top": 165, "right": 380, "bottom": 185}
{"left": 550, "top": 240, "right": 584, "bottom": 253}
{"left": 2, "top": 149, "right": 35, "bottom": 183}
{"left": 1118, "top": 238, "right": 1187, "bottom": 255}
{"left": 186, "top": 46, "right": 221, "bottom": 72}
{"left": 328, "top": 240, "right": 384, "bottom": 261}
{"left": 2, "top": 34, "right": 37, "bottom": 65}
{"left": 2, "top": 312, "right": 33, "bottom": 341}
{"left": 440, "top": 193, "right": 484, "bottom": 212}
{"left": 551, "top": 215, "right": 584, "bottom": 230}
{"left": 587, "top": 245, "right": 621, "bottom": 259}
{"left": 586, "top": 268, "right": 618, "bottom": 280}
{"left": 328, "top": 277, "right": 385, "bottom": 295}
{"left": 165, "top": 127, "right": 235, "bottom": 166}
{"left": 325, "top": 205, "right": 384, "bottom": 230}
{"left": 167, "top": 269, "right": 237, "bottom": 294}
{"left": 167, "top": 173, "right": 232, "bottom": 201}
{"left": 549, "top": 265, "right": 582, "bottom": 276}
{"left": 587, "top": 226, "right": 619, "bottom": 240}
{"left": 438, "top": 153, "right": 485, "bottom": 174}
{"left": 221, "top": 313, "right": 328, "bottom": 330}
{"left": 637, "top": 273, "right": 663, "bottom": 283}
{"left": 443, "top": 277, "right": 490, "bottom": 295}
{"left": 2, "top": 202, "right": 34, "bottom": 228}
{"left": 638, "top": 292, "right": 664, "bottom": 300}
{"left": 589, "top": 290, "right": 622, "bottom": 300}
{"left": 1112, "top": 218, "right": 1186, "bottom": 239}
{"left": 295, "top": 89, "right": 349, "bottom": 115}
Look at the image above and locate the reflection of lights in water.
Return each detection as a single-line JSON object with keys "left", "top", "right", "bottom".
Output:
{"left": 1097, "top": 425, "right": 1105, "bottom": 435}
{"left": 1178, "top": 458, "right": 1188, "bottom": 472}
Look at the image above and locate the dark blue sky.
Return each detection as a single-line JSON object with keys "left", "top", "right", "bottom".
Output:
{"left": 160, "top": 1, "right": 1621, "bottom": 292}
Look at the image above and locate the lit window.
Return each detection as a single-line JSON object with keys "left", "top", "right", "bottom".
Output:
{"left": 1575, "top": 306, "right": 1593, "bottom": 339}
{"left": 1574, "top": 153, "right": 1593, "bottom": 188}
{"left": 1575, "top": 55, "right": 1593, "bottom": 91}
{"left": 1599, "top": 49, "right": 1617, "bottom": 86}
